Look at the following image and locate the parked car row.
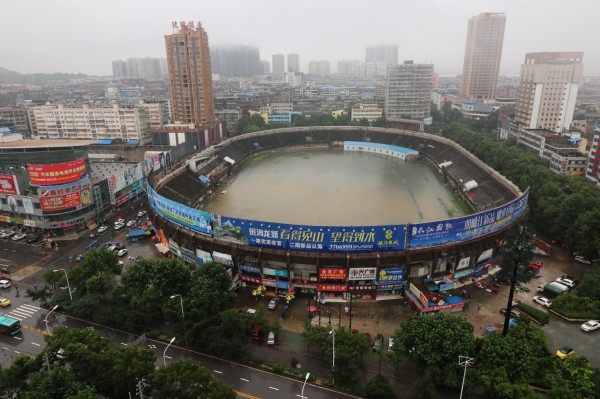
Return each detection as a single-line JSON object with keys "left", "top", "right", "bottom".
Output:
{"left": 0, "top": 230, "right": 44, "bottom": 245}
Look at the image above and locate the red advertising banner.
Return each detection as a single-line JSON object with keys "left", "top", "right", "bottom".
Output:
{"left": 28, "top": 158, "right": 86, "bottom": 186}
{"left": 318, "top": 268, "right": 348, "bottom": 280}
{"left": 0, "top": 174, "right": 20, "bottom": 195}
{"left": 40, "top": 188, "right": 92, "bottom": 212}
{"left": 317, "top": 284, "right": 348, "bottom": 292}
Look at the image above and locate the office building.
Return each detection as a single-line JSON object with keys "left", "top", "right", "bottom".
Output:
{"left": 351, "top": 104, "right": 383, "bottom": 123}
{"left": 272, "top": 54, "right": 285, "bottom": 74}
{"left": 461, "top": 12, "right": 506, "bottom": 100}
{"left": 515, "top": 52, "right": 583, "bottom": 133}
{"left": 366, "top": 44, "right": 398, "bottom": 65}
{"left": 165, "top": 21, "right": 215, "bottom": 126}
{"left": 308, "top": 60, "right": 330, "bottom": 76}
{"left": 385, "top": 61, "right": 434, "bottom": 120}
{"left": 211, "top": 45, "right": 262, "bottom": 77}
{"left": 287, "top": 54, "right": 300, "bottom": 73}
{"left": 260, "top": 60, "right": 271, "bottom": 75}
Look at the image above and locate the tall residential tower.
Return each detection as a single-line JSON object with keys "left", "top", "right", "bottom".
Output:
{"left": 461, "top": 12, "right": 506, "bottom": 100}
{"left": 165, "top": 21, "right": 215, "bottom": 125}
{"left": 272, "top": 54, "right": 285, "bottom": 74}
{"left": 287, "top": 54, "right": 300, "bottom": 73}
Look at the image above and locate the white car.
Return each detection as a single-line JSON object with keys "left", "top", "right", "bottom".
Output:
{"left": 533, "top": 296, "right": 552, "bottom": 307}
{"left": 11, "top": 233, "right": 27, "bottom": 241}
{"left": 555, "top": 278, "right": 575, "bottom": 288}
{"left": 126, "top": 220, "right": 136, "bottom": 227}
{"left": 581, "top": 320, "right": 600, "bottom": 332}
{"left": 574, "top": 256, "right": 591, "bottom": 265}
{"left": 98, "top": 225, "right": 108, "bottom": 233}
{"left": 3, "top": 231, "right": 15, "bottom": 239}
{"left": 0, "top": 279, "right": 11, "bottom": 289}
{"left": 114, "top": 223, "right": 125, "bottom": 230}
{"left": 117, "top": 248, "right": 128, "bottom": 257}
{"left": 137, "top": 210, "right": 147, "bottom": 217}
{"left": 388, "top": 337, "right": 395, "bottom": 352}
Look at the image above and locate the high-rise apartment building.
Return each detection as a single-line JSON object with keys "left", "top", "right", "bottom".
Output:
{"left": 112, "top": 58, "right": 167, "bottom": 80}
{"left": 272, "top": 54, "right": 285, "bottom": 74}
{"left": 211, "top": 45, "right": 262, "bottom": 77}
{"left": 287, "top": 54, "right": 300, "bottom": 73}
{"left": 365, "top": 44, "right": 398, "bottom": 65}
{"left": 260, "top": 60, "right": 270, "bottom": 75}
{"left": 337, "top": 60, "right": 363, "bottom": 76}
{"left": 165, "top": 21, "right": 215, "bottom": 126}
{"left": 308, "top": 60, "right": 330, "bottom": 76}
{"left": 385, "top": 61, "right": 434, "bottom": 120}
{"left": 515, "top": 52, "right": 583, "bottom": 133}
{"left": 461, "top": 12, "right": 506, "bottom": 100}
{"left": 585, "top": 126, "right": 600, "bottom": 187}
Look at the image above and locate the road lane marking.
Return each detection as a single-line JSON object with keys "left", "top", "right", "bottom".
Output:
{"left": 213, "top": 370, "right": 222, "bottom": 374}
{"left": 240, "top": 378, "right": 249, "bottom": 382}
{"left": 31, "top": 342, "right": 41, "bottom": 347}
{"left": 22, "top": 304, "right": 41, "bottom": 311}
{"left": 269, "top": 386, "right": 279, "bottom": 391}
{"left": 13, "top": 336, "right": 21, "bottom": 340}
{"left": 120, "top": 342, "right": 128, "bottom": 346}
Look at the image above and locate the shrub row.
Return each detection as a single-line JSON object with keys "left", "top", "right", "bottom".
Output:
{"left": 515, "top": 303, "right": 550, "bottom": 324}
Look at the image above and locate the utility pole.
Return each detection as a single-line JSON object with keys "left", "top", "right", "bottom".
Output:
{"left": 502, "top": 225, "right": 527, "bottom": 336}
{"left": 136, "top": 378, "right": 148, "bottom": 399}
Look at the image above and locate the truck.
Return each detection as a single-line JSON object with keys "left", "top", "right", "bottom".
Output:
{"left": 537, "top": 282, "right": 569, "bottom": 297}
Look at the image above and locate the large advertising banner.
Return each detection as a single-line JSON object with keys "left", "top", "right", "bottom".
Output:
{"left": 38, "top": 179, "right": 92, "bottom": 212}
{"left": 377, "top": 268, "right": 405, "bottom": 285}
{"left": 28, "top": 158, "right": 86, "bottom": 186}
{"left": 348, "top": 267, "right": 377, "bottom": 281}
{"left": 0, "top": 174, "right": 20, "bottom": 195}
{"left": 407, "top": 189, "right": 529, "bottom": 249}
{"left": 22, "top": 197, "right": 34, "bottom": 214}
{"left": 213, "top": 215, "right": 406, "bottom": 253}
{"left": 148, "top": 186, "right": 213, "bottom": 236}
{"left": 111, "top": 162, "right": 147, "bottom": 193}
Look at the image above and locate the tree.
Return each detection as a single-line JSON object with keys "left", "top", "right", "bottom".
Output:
{"left": 321, "top": 327, "right": 369, "bottom": 387}
{"left": 365, "top": 373, "right": 396, "bottom": 399}
{"left": 188, "top": 262, "right": 235, "bottom": 315}
{"left": 21, "top": 368, "right": 97, "bottom": 399}
{"left": 372, "top": 116, "right": 387, "bottom": 127}
{"left": 25, "top": 284, "right": 53, "bottom": 307}
{"left": 151, "top": 359, "right": 236, "bottom": 399}
{"left": 301, "top": 319, "right": 329, "bottom": 353}
{"left": 408, "top": 371, "right": 438, "bottom": 399}
{"left": 546, "top": 355, "right": 596, "bottom": 399}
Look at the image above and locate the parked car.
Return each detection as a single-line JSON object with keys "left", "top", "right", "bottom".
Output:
{"left": 114, "top": 223, "right": 125, "bottom": 230}
{"left": 137, "top": 210, "right": 147, "bottom": 217}
{"left": 89, "top": 232, "right": 99, "bottom": 239}
{"left": 581, "top": 320, "right": 600, "bottom": 332}
{"left": 0, "top": 298, "right": 11, "bottom": 307}
{"left": 26, "top": 236, "right": 42, "bottom": 244}
{"left": 251, "top": 326, "right": 263, "bottom": 342}
{"left": 98, "top": 225, "right": 108, "bottom": 233}
{"left": 11, "top": 233, "right": 27, "bottom": 241}
{"left": 574, "top": 255, "right": 591, "bottom": 265}
{"left": 3, "top": 231, "right": 15, "bottom": 239}
{"left": 555, "top": 277, "right": 575, "bottom": 288}
{"left": 556, "top": 346, "right": 574, "bottom": 359}
{"left": 533, "top": 296, "right": 552, "bottom": 307}
{"left": 126, "top": 220, "right": 136, "bottom": 227}
{"left": 268, "top": 297, "right": 280, "bottom": 310}
{"left": 117, "top": 248, "right": 128, "bottom": 257}
{"left": 500, "top": 308, "right": 520, "bottom": 319}
{"left": 372, "top": 334, "right": 384, "bottom": 352}
{"left": 0, "top": 279, "right": 11, "bottom": 289}
{"left": 267, "top": 331, "right": 276, "bottom": 345}
{"left": 388, "top": 337, "right": 395, "bottom": 352}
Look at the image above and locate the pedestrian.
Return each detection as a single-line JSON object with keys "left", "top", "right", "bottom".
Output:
{"left": 477, "top": 303, "right": 481, "bottom": 312}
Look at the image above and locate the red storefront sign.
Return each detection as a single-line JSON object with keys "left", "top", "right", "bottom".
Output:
{"left": 317, "top": 284, "right": 348, "bottom": 292}
{"left": 28, "top": 158, "right": 86, "bottom": 186}
{"left": 40, "top": 192, "right": 81, "bottom": 211}
{"left": 0, "top": 174, "right": 19, "bottom": 195}
{"left": 240, "top": 276, "right": 262, "bottom": 285}
{"left": 318, "top": 268, "right": 348, "bottom": 280}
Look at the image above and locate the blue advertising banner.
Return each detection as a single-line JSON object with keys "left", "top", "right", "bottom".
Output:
{"left": 407, "top": 189, "right": 529, "bottom": 249}
{"left": 213, "top": 215, "right": 406, "bottom": 253}
{"left": 147, "top": 186, "right": 213, "bottom": 236}
{"left": 276, "top": 280, "right": 289, "bottom": 290}
{"left": 377, "top": 267, "right": 405, "bottom": 284}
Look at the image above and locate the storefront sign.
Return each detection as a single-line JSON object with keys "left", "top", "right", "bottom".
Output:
{"left": 456, "top": 257, "right": 471, "bottom": 270}
{"left": 319, "top": 268, "right": 347, "bottom": 280}
{"left": 348, "top": 267, "right": 377, "bottom": 281}
{"left": 276, "top": 280, "right": 289, "bottom": 290}
{"left": 262, "top": 279, "right": 276, "bottom": 288}
{"left": 195, "top": 248, "right": 213, "bottom": 265}
{"left": 377, "top": 284, "right": 403, "bottom": 291}
{"left": 240, "top": 265, "right": 261, "bottom": 274}
{"left": 348, "top": 284, "right": 376, "bottom": 291}
{"left": 317, "top": 284, "right": 348, "bottom": 292}
{"left": 409, "top": 283, "right": 429, "bottom": 307}
{"left": 212, "top": 251, "right": 234, "bottom": 267}
{"left": 377, "top": 268, "right": 405, "bottom": 284}
{"left": 454, "top": 268, "right": 474, "bottom": 279}
{"left": 262, "top": 267, "right": 289, "bottom": 278}
{"left": 0, "top": 174, "right": 20, "bottom": 195}
{"left": 28, "top": 158, "right": 86, "bottom": 186}
{"left": 179, "top": 247, "right": 196, "bottom": 264}
{"left": 24, "top": 219, "right": 36, "bottom": 227}
{"left": 240, "top": 276, "right": 262, "bottom": 285}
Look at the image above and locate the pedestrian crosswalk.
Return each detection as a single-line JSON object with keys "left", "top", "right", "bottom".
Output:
{"left": 4, "top": 304, "right": 42, "bottom": 321}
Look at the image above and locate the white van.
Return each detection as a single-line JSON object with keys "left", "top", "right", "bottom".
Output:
{"left": 267, "top": 331, "right": 276, "bottom": 345}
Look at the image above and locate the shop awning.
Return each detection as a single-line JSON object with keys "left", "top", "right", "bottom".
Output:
{"left": 127, "top": 140, "right": 139, "bottom": 145}
{"left": 96, "top": 139, "right": 113, "bottom": 145}
{"left": 212, "top": 251, "right": 233, "bottom": 266}
{"left": 155, "top": 243, "right": 170, "bottom": 254}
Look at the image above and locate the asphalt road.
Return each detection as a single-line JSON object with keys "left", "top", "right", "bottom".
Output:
{"left": 540, "top": 314, "right": 599, "bottom": 364}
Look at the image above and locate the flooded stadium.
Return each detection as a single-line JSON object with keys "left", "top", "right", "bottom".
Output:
{"left": 200, "top": 147, "right": 468, "bottom": 226}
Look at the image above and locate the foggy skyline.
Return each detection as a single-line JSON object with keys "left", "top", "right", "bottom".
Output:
{"left": 2, "top": 0, "right": 598, "bottom": 77}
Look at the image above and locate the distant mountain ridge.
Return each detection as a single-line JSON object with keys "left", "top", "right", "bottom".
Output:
{"left": 0, "top": 67, "right": 88, "bottom": 84}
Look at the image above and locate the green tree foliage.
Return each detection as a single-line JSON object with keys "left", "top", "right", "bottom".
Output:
{"left": 545, "top": 355, "right": 596, "bottom": 399}
{"left": 321, "top": 327, "right": 370, "bottom": 388}
{"left": 235, "top": 113, "right": 267, "bottom": 135}
{"left": 365, "top": 373, "right": 396, "bottom": 399}
{"left": 444, "top": 122, "right": 600, "bottom": 259}
{"left": 0, "top": 355, "right": 37, "bottom": 395}
{"left": 151, "top": 358, "right": 236, "bottom": 399}
{"left": 301, "top": 319, "right": 329, "bottom": 353}
{"left": 477, "top": 367, "right": 537, "bottom": 399}
{"left": 188, "top": 261, "right": 235, "bottom": 315}
{"left": 21, "top": 368, "right": 97, "bottom": 399}
{"left": 494, "top": 223, "right": 538, "bottom": 290}
{"left": 372, "top": 116, "right": 387, "bottom": 127}
{"left": 408, "top": 371, "right": 438, "bottom": 399}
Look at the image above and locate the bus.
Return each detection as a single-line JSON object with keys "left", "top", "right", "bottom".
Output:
{"left": 0, "top": 314, "right": 21, "bottom": 335}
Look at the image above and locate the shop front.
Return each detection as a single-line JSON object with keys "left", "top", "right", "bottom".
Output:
{"left": 376, "top": 266, "right": 405, "bottom": 298}
{"left": 290, "top": 263, "right": 318, "bottom": 295}
{"left": 262, "top": 262, "right": 289, "bottom": 294}
{"left": 347, "top": 267, "right": 377, "bottom": 300}
{"left": 404, "top": 282, "right": 464, "bottom": 314}
{"left": 317, "top": 267, "right": 348, "bottom": 301}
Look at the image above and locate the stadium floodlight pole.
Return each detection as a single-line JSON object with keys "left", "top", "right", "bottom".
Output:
{"left": 170, "top": 294, "right": 184, "bottom": 319}
{"left": 44, "top": 305, "right": 59, "bottom": 334}
{"left": 459, "top": 356, "right": 474, "bottom": 399}
{"left": 53, "top": 269, "right": 72, "bottom": 301}
{"left": 300, "top": 372, "right": 310, "bottom": 399}
{"left": 163, "top": 337, "right": 176, "bottom": 366}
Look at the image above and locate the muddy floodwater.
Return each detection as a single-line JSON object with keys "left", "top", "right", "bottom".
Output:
{"left": 201, "top": 147, "right": 467, "bottom": 226}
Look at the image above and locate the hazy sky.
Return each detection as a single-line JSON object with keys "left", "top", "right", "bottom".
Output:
{"left": 2, "top": 0, "right": 598, "bottom": 77}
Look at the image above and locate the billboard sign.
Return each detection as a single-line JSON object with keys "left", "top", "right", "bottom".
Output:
{"left": 317, "top": 284, "right": 348, "bottom": 292}
{"left": 377, "top": 268, "right": 405, "bottom": 284}
{"left": 0, "top": 174, "right": 20, "bottom": 195}
{"left": 148, "top": 186, "right": 213, "bottom": 236}
{"left": 22, "top": 197, "right": 34, "bottom": 214}
{"left": 407, "top": 190, "right": 529, "bottom": 249}
{"left": 38, "top": 179, "right": 92, "bottom": 212}
{"left": 319, "top": 268, "right": 348, "bottom": 280}
{"left": 213, "top": 215, "right": 406, "bottom": 253}
{"left": 28, "top": 158, "right": 86, "bottom": 186}
{"left": 348, "top": 267, "right": 377, "bottom": 281}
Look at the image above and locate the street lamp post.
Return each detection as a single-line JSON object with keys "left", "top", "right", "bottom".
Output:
{"left": 163, "top": 337, "right": 176, "bottom": 366}
{"left": 329, "top": 329, "right": 336, "bottom": 385}
{"left": 44, "top": 305, "right": 59, "bottom": 334}
{"left": 300, "top": 372, "right": 310, "bottom": 399}
{"left": 459, "top": 356, "right": 474, "bottom": 399}
{"left": 170, "top": 294, "right": 184, "bottom": 319}
{"left": 53, "top": 269, "right": 72, "bottom": 301}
